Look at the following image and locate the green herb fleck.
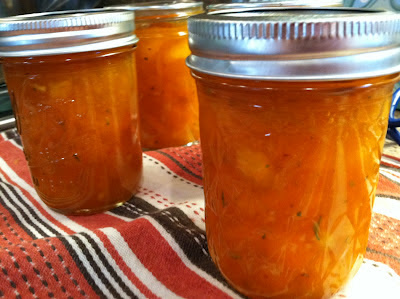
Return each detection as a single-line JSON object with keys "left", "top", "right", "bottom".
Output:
{"left": 229, "top": 252, "right": 241, "bottom": 260}
{"left": 265, "top": 164, "right": 270, "bottom": 168}
{"left": 349, "top": 181, "right": 356, "bottom": 187}
{"left": 205, "top": 87, "right": 215, "bottom": 96}
{"left": 105, "top": 117, "right": 110, "bottom": 126}
{"left": 296, "top": 211, "right": 302, "bottom": 217}
{"left": 313, "top": 216, "right": 322, "bottom": 241}
{"left": 301, "top": 273, "right": 309, "bottom": 277}
{"left": 73, "top": 153, "right": 80, "bottom": 161}
{"left": 222, "top": 191, "right": 226, "bottom": 207}
{"left": 262, "top": 233, "right": 266, "bottom": 240}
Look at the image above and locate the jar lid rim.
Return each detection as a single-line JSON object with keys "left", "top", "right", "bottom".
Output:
{"left": 0, "top": 9, "right": 133, "bottom": 30}
{"left": 0, "top": 9, "right": 138, "bottom": 57}
{"left": 109, "top": 2, "right": 203, "bottom": 12}
{"left": 187, "top": 7, "right": 400, "bottom": 80}
{"left": 199, "top": 7, "right": 395, "bottom": 22}
{"left": 207, "top": 0, "right": 343, "bottom": 11}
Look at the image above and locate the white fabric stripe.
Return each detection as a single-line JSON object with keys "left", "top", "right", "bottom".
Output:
{"left": 380, "top": 167, "right": 400, "bottom": 176}
{"left": 100, "top": 227, "right": 183, "bottom": 299}
{"left": 379, "top": 168, "right": 400, "bottom": 184}
{"left": 0, "top": 171, "right": 67, "bottom": 237}
{"left": 1, "top": 130, "right": 21, "bottom": 149}
{"left": 381, "top": 156, "right": 400, "bottom": 168}
{"left": 142, "top": 154, "right": 204, "bottom": 200}
{"left": 8, "top": 138, "right": 23, "bottom": 150}
{"left": 374, "top": 196, "right": 400, "bottom": 220}
{"left": 62, "top": 235, "right": 115, "bottom": 298}
{"left": 0, "top": 180, "right": 57, "bottom": 237}
{"left": 105, "top": 211, "right": 133, "bottom": 222}
{"left": 332, "top": 259, "right": 400, "bottom": 299}
{"left": 0, "top": 131, "right": 14, "bottom": 142}
{"left": 0, "top": 184, "right": 42, "bottom": 238}
{"left": 0, "top": 157, "right": 89, "bottom": 234}
{"left": 143, "top": 216, "right": 239, "bottom": 298}
{"left": 75, "top": 232, "right": 146, "bottom": 299}
{"left": 141, "top": 155, "right": 205, "bottom": 230}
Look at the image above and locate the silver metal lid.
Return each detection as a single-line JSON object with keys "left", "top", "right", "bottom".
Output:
{"left": 208, "top": 0, "right": 343, "bottom": 11}
{"left": 187, "top": 8, "right": 400, "bottom": 81}
{"left": 0, "top": 9, "right": 138, "bottom": 57}
{"left": 109, "top": 2, "right": 203, "bottom": 19}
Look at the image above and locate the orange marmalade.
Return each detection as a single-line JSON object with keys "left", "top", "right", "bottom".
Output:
{"left": 131, "top": 3, "right": 202, "bottom": 149}
{"left": 187, "top": 8, "right": 400, "bottom": 298}
{"left": 0, "top": 10, "right": 141, "bottom": 215}
{"left": 2, "top": 46, "right": 142, "bottom": 214}
{"left": 194, "top": 73, "right": 397, "bottom": 298}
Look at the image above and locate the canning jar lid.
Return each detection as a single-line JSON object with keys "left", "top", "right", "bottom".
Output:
{"left": 0, "top": 9, "right": 138, "bottom": 57}
{"left": 109, "top": 1, "right": 203, "bottom": 20}
{"left": 187, "top": 8, "right": 400, "bottom": 81}
{"left": 207, "top": 0, "right": 342, "bottom": 11}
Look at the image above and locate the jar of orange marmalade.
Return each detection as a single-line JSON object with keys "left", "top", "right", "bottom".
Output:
{"left": 112, "top": 2, "right": 203, "bottom": 150}
{"left": 187, "top": 8, "right": 400, "bottom": 298}
{"left": 0, "top": 10, "right": 142, "bottom": 215}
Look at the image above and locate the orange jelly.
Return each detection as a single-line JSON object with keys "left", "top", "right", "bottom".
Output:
{"left": 0, "top": 10, "right": 142, "bottom": 215}
{"left": 127, "top": 3, "right": 203, "bottom": 149}
{"left": 194, "top": 73, "right": 397, "bottom": 298}
{"left": 187, "top": 8, "right": 400, "bottom": 299}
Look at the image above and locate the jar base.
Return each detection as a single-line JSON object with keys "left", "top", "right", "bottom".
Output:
{"left": 48, "top": 200, "right": 127, "bottom": 216}
{"left": 142, "top": 140, "right": 200, "bottom": 151}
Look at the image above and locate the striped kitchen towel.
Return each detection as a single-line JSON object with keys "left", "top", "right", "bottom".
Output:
{"left": 0, "top": 129, "right": 399, "bottom": 299}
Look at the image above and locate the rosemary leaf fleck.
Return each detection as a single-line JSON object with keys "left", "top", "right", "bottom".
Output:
{"left": 229, "top": 252, "right": 241, "bottom": 260}
{"left": 313, "top": 216, "right": 322, "bottom": 241}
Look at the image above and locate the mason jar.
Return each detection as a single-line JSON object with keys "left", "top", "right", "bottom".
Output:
{"left": 112, "top": 2, "right": 204, "bottom": 150}
{"left": 187, "top": 8, "right": 400, "bottom": 298}
{"left": 0, "top": 10, "right": 142, "bottom": 215}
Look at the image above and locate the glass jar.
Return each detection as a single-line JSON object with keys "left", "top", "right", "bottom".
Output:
{"left": 187, "top": 8, "right": 400, "bottom": 298}
{"left": 112, "top": 2, "right": 203, "bottom": 150}
{"left": 0, "top": 10, "right": 142, "bottom": 215}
